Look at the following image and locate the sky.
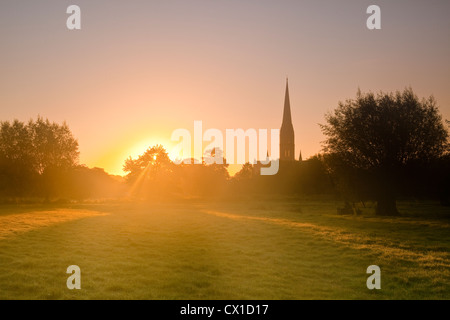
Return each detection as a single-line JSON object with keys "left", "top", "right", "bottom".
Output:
{"left": 1, "top": 0, "right": 449, "bottom": 175}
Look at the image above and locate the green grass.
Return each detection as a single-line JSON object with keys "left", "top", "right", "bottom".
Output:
{"left": 0, "top": 198, "right": 449, "bottom": 299}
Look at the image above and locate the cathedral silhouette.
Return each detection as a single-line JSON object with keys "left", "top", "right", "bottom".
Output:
{"left": 253, "top": 79, "right": 301, "bottom": 175}
{"left": 280, "top": 79, "right": 295, "bottom": 161}
{"left": 280, "top": 79, "right": 301, "bottom": 162}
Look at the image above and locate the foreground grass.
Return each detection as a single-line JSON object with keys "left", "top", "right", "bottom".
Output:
{"left": 0, "top": 198, "right": 449, "bottom": 299}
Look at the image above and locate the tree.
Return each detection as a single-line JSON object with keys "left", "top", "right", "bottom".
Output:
{"left": 123, "top": 145, "right": 172, "bottom": 180}
{"left": 171, "top": 148, "right": 230, "bottom": 198}
{"left": 321, "top": 88, "right": 449, "bottom": 215}
{"left": 0, "top": 117, "right": 79, "bottom": 198}
{"left": 29, "top": 117, "right": 79, "bottom": 174}
{"left": 234, "top": 163, "right": 254, "bottom": 181}
{"left": 123, "top": 145, "right": 175, "bottom": 198}
{"left": 298, "top": 154, "right": 334, "bottom": 195}
{"left": 29, "top": 117, "right": 79, "bottom": 198}
{"left": 0, "top": 120, "right": 36, "bottom": 196}
{"left": 447, "top": 120, "right": 450, "bottom": 153}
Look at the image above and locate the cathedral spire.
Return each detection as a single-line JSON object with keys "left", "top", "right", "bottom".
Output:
{"left": 282, "top": 78, "right": 293, "bottom": 127}
{"left": 280, "top": 78, "right": 295, "bottom": 161}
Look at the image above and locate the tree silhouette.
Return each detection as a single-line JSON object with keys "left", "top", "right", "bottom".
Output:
{"left": 0, "top": 117, "right": 79, "bottom": 198}
{"left": 0, "top": 120, "right": 36, "bottom": 196}
{"left": 234, "top": 163, "right": 254, "bottom": 181}
{"left": 321, "top": 88, "right": 449, "bottom": 215}
{"left": 447, "top": 120, "right": 450, "bottom": 152}
{"left": 123, "top": 145, "right": 175, "bottom": 198}
{"left": 29, "top": 117, "right": 79, "bottom": 174}
{"left": 123, "top": 145, "right": 172, "bottom": 181}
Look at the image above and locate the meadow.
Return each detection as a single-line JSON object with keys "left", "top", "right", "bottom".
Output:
{"left": 0, "top": 197, "right": 449, "bottom": 300}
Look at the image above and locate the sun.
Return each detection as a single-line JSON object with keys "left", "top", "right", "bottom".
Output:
{"left": 127, "top": 138, "right": 180, "bottom": 162}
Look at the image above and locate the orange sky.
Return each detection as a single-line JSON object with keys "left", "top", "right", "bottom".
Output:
{"left": 1, "top": 0, "right": 449, "bottom": 176}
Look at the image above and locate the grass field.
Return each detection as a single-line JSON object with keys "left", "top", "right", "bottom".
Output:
{"left": 0, "top": 197, "right": 449, "bottom": 300}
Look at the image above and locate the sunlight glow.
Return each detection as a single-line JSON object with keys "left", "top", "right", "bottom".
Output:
{"left": 127, "top": 138, "right": 179, "bottom": 162}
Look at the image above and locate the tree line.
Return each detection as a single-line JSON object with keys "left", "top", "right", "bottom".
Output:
{"left": 0, "top": 116, "right": 123, "bottom": 202}
{"left": 1, "top": 88, "right": 449, "bottom": 215}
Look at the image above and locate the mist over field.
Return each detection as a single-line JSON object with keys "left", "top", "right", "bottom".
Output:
{"left": 0, "top": 198, "right": 449, "bottom": 299}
